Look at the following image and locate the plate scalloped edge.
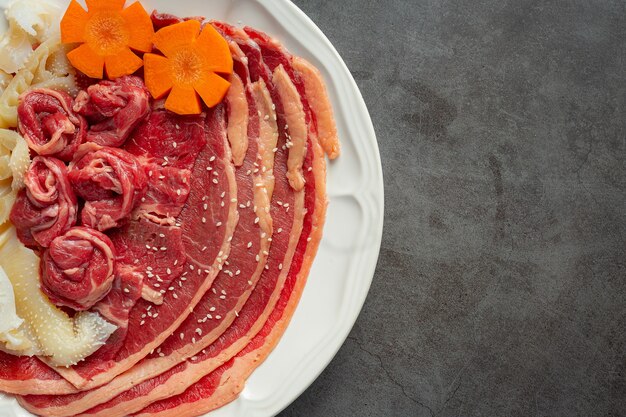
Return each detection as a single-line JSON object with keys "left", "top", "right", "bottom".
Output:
{"left": 0, "top": 0, "right": 384, "bottom": 416}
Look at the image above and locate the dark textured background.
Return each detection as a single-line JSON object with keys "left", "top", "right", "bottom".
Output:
{"left": 282, "top": 0, "right": 626, "bottom": 416}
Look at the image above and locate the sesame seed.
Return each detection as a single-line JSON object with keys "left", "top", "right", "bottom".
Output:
{"left": 210, "top": 156, "right": 216, "bottom": 162}
{"left": 202, "top": 217, "right": 206, "bottom": 223}
{"left": 247, "top": 242, "right": 253, "bottom": 248}
{"left": 254, "top": 217, "right": 259, "bottom": 224}
{"left": 255, "top": 254, "right": 260, "bottom": 262}
{"left": 213, "top": 179, "right": 218, "bottom": 184}
{"left": 210, "top": 307, "right": 216, "bottom": 312}
{"left": 277, "top": 228, "right": 283, "bottom": 233}
{"left": 279, "top": 263, "right": 283, "bottom": 270}
{"left": 166, "top": 268, "right": 171, "bottom": 274}
{"left": 123, "top": 288, "right": 130, "bottom": 293}
{"left": 215, "top": 315, "right": 222, "bottom": 320}
{"left": 231, "top": 198, "right": 237, "bottom": 203}
{"left": 173, "top": 293, "right": 178, "bottom": 299}
{"left": 176, "top": 189, "right": 181, "bottom": 196}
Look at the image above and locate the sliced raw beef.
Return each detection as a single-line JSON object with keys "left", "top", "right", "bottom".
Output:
{"left": 138, "top": 163, "right": 192, "bottom": 225}
{"left": 134, "top": 113, "right": 325, "bottom": 417}
{"left": 17, "top": 89, "right": 86, "bottom": 161}
{"left": 87, "top": 218, "right": 186, "bottom": 361}
{"left": 212, "top": 22, "right": 273, "bottom": 86}
{"left": 47, "top": 106, "right": 238, "bottom": 391}
{"left": 10, "top": 156, "right": 78, "bottom": 248}
{"left": 69, "top": 143, "right": 148, "bottom": 232}
{"left": 21, "top": 33, "right": 314, "bottom": 417}
{"left": 73, "top": 76, "right": 150, "bottom": 147}
{"left": 41, "top": 227, "right": 116, "bottom": 311}
{"left": 126, "top": 110, "right": 207, "bottom": 225}
{"left": 0, "top": 353, "right": 75, "bottom": 395}
{"left": 20, "top": 77, "right": 278, "bottom": 417}
{"left": 2, "top": 107, "right": 238, "bottom": 396}
{"left": 125, "top": 110, "right": 207, "bottom": 170}
{"left": 131, "top": 29, "right": 329, "bottom": 417}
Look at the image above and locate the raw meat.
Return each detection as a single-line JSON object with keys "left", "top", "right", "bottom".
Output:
{"left": 17, "top": 89, "right": 86, "bottom": 162}
{"left": 73, "top": 76, "right": 151, "bottom": 147}
{"left": 10, "top": 156, "right": 78, "bottom": 248}
{"left": 69, "top": 143, "right": 148, "bottom": 232}
{"left": 41, "top": 227, "right": 116, "bottom": 311}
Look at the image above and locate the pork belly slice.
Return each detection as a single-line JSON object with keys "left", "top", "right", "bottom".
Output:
{"left": 17, "top": 73, "right": 283, "bottom": 417}
{"left": 0, "top": 107, "right": 238, "bottom": 395}
{"left": 133, "top": 95, "right": 327, "bottom": 417}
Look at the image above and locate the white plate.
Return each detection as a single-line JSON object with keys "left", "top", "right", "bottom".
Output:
{"left": 0, "top": 0, "right": 384, "bottom": 416}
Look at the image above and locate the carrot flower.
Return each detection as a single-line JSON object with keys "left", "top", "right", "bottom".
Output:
{"left": 60, "top": 0, "right": 154, "bottom": 79}
{"left": 144, "top": 20, "right": 233, "bottom": 115}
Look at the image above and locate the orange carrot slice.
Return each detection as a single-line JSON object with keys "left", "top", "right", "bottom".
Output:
{"left": 144, "top": 20, "right": 233, "bottom": 115}
{"left": 60, "top": 0, "right": 154, "bottom": 79}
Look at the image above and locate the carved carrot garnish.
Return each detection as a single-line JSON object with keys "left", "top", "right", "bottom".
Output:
{"left": 60, "top": 0, "right": 154, "bottom": 79}
{"left": 143, "top": 20, "right": 233, "bottom": 115}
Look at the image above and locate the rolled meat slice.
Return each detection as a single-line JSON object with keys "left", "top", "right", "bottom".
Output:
{"left": 9, "top": 156, "right": 78, "bottom": 247}
{"left": 74, "top": 76, "right": 151, "bottom": 147}
{"left": 69, "top": 143, "right": 148, "bottom": 232}
{"left": 41, "top": 227, "right": 116, "bottom": 311}
{"left": 17, "top": 89, "right": 86, "bottom": 162}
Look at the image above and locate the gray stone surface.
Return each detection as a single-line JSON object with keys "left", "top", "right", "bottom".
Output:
{"left": 283, "top": 0, "right": 626, "bottom": 416}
